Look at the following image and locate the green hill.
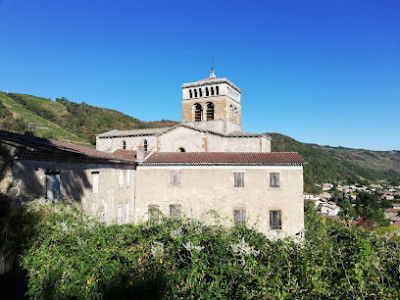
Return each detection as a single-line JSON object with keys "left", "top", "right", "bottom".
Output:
{"left": 0, "top": 91, "right": 177, "bottom": 146}
{"left": 269, "top": 133, "right": 400, "bottom": 191}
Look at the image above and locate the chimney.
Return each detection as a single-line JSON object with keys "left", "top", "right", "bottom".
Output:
{"left": 137, "top": 144, "right": 145, "bottom": 161}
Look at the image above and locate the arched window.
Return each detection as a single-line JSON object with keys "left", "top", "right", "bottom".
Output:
{"left": 194, "top": 103, "right": 202, "bottom": 122}
{"left": 206, "top": 102, "right": 214, "bottom": 120}
{"left": 206, "top": 87, "right": 209, "bottom": 96}
{"left": 122, "top": 140, "right": 126, "bottom": 149}
{"left": 178, "top": 147, "right": 185, "bottom": 152}
{"left": 216, "top": 86, "right": 219, "bottom": 95}
{"left": 143, "top": 140, "right": 148, "bottom": 151}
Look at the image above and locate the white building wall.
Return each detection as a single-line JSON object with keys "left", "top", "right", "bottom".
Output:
{"left": 135, "top": 165, "right": 304, "bottom": 239}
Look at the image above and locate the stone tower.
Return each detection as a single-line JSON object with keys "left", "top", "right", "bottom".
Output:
{"left": 181, "top": 69, "right": 242, "bottom": 134}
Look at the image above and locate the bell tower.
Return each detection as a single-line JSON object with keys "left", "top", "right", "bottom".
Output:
{"left": 181, "top": 69, "right": 242, "bottom": 134}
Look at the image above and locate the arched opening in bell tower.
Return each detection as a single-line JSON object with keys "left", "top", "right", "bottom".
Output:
{"left": 205, "top": 102, "right": 214, "bottom": 120}
{"left": 194, "top": 103, "right": 203, "bottom": 122}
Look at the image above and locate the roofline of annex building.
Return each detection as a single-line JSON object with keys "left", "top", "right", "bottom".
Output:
{"left": 96, "top": 123, "right": 271, "bottom": 140}
{"left": 181, "top": 78, "right": 241, "bottom": 93}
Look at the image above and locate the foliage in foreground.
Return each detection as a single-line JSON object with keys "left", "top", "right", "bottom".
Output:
{"left": 2, "top": 200, "right": 400, "bottom": 299}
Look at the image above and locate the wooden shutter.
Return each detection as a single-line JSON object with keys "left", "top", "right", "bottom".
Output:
{"left": 170, "top": 204, "right": 181, "bottom": 219}
{"left": 148, "top": 205, "right": 160, "bottom": 221}
{"left": 269, "top": 210, "right": 282, "bottom": 230}
{"left": 234, "top": 172, "right": 244, "bottom": 187}
{"left": 234, "top": 209, "right": 246, "bottom": 227}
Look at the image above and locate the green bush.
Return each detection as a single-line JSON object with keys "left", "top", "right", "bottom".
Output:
{"left": 1, "top": 200, "right": 400, "bottom": 299}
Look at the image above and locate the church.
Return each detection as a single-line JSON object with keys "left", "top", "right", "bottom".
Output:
{"left": 0, "top": 70, "right": 305, "bottom": 239}
{"left": 96, "top": 69, "right": 271, "bottom": 154}
{"left": 96, "top": 70, "right": 305, "bottom": 239}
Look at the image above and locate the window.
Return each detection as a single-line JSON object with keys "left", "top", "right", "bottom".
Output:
{"left": 144, "top": 140, "right": 148, "bottom": 151}
{"left": 269, "top": 210, "right": 282, "bottom": 230}
{"left": 216, "top": 86, "right": 219, "bottom": 95}
{"left": 211, "top": 86, "right": 214, "bottom": 95}
{"left": 170, "top": 204, "right": 181, "bottom": 219}
{"left": 118, "top": 205, "right": 124, "bottom": 225}
{"left": 270, "top": 172, "right": 280, "bottom": 187}
{"left": 206, "top": 102, "right": 214, "bottom": 120}
{"left": 119, "top": 170, "right": 124, "bottom": 188}
{"left": 194, "top": 89, "right": 198, "bottom": 97}
{"left": 206, "top": 87, "right": 209, "bottom": 96}
{"left": 178, "top": 147, "right": 185, "bottom": 152}
{"left": 46, "top": 172, "right": 60, "bottom": 200}
{"left": 234, "top": 172, "right": 244, "bottom": 187}
{"left": 126, "top": 170, "right": 130, "bottom": 187}
{"left": 170, "top": 170, "right": 180, "bottom": 185}
{"left": 125, "top": 203, "right": 130, "bottom": 223}
{"left": 148, "top": 205, "right": 160, "bottom": 221}
{"left": 194, "top": 104, "right": 202, "bottom": 122}
{"left": 92, "top": 171, "right": 99, "bottom": 193}
{"left": 233, "top": 209, "right": 246, "bottom": 227}
{"left": 199, "top": 88, "right": 202, "bottom": 97}
{"left": 122, "top": 140, "right": 126, "bottom": 149}
{"left": 189, "top": 89, "right": 193, "bottom": 98}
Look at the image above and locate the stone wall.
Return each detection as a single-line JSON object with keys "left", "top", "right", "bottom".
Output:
{"left": 0, "top": 160, "right": 135, "bottom": 225}
{"left": 135, "top": 165, "right": 304, "bottom": 239}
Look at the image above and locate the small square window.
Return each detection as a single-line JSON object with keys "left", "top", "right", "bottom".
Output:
{"left": 234, "top": 172, "right": 244, "bottom": 187}
{"left": 169, "top": 204, "right": 181, "bottom": 219}
{"left": 270, "top": 172, "right": 280, "bottom": 188}
{"left": 233, "top": 209, "right": 246, "bottom": 227}
{"left": 170, "top": 170, "right": 180, "bottom": 185}
{"left": 269, "top": 210, "right": 282, "bottom": 230}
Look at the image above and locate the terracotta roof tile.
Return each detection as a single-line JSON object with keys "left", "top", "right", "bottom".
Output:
{"left": 142, "top": 152, "right": 305, "bottom": 165}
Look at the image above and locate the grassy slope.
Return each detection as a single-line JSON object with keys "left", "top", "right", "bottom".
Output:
{"left": 0, "top": 92, "right": 90, "bottom": 145}
{"left": 0, "top": 92, "right": 177, "bottom": 145}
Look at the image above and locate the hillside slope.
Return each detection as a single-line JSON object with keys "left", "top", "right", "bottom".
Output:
{"left": 0, "top": 92, "right": 177, "bottom": 145}
{"left": 269, "top": 133, "right": 400, "bottom": 191}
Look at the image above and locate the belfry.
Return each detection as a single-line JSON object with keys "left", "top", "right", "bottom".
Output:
{"left": 181, "top": 69, "right": 242, "bottom": 134}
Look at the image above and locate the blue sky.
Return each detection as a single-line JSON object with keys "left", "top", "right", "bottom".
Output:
{"left": 0, "top": 0, "right": 399, "bottom": 150}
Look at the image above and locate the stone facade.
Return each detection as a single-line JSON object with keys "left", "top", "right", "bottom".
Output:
{"left": 135, "top": 165, "right": 304, "bottom": 239}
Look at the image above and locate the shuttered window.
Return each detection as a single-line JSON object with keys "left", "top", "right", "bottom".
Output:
{"left": 148, "top": 205, "right": 160, "bottom": 221}
{"left": 233, "top": 209, "right": 246, "bottom": 227}
{"left": 270, "top": 172, "right": 280, "bottom": 187}
{"left": 269, "top": 210, "right": 282, "bottom": 230}
{"left": 234, "top": 172, "right": 244, "bottom": 187}
{"left": 170, "top": 170, "right": 180, "bottom": 185}
{"left": 169, "top": 204, "right": 181, "bottom": 219}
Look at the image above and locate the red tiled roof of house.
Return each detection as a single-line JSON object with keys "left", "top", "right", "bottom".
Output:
{"left": 142, "top": 152, "right": 305, "bottom": 165}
